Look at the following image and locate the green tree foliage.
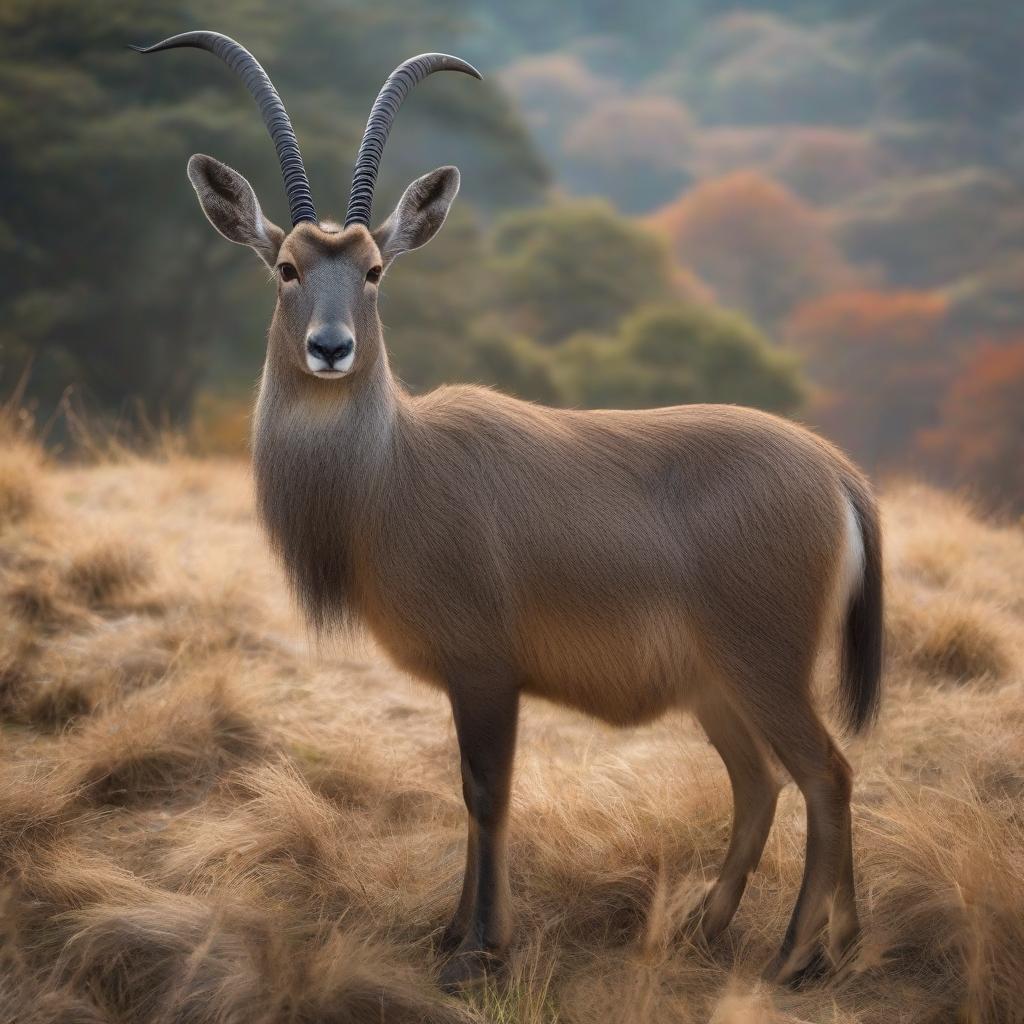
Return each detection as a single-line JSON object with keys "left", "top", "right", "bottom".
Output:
{"left": 555, "top": 304, "right": 803, "bottom": 413}
{"left": 457, "top": 325, "right": 563, "bottom": 405}
{"left": 487, "top": 201, "right": 678, "bottom": 344}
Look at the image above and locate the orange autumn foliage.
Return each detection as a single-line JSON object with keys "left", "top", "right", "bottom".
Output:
{"left": 919, "top": 339, "right": 1024, "bottom": 509}
{"left": 787, "top": 289, "right": 948, "bottom": 361}
{"left": 785, "top": 289, "right": 950, "bottom": 467}
{"left": 648, "top": 171, "right": 854, "bottom": 327}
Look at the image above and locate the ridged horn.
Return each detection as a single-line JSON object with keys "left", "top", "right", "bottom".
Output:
{"left": 131, "top": 31, "right": 317, "bottom": 226}
{"left": 345, "top": 53, "right": 481, "bottom": 229}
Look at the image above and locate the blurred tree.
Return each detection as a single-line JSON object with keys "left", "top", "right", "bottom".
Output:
{"left": 878, "top": 43, "right": 978, "bottom": 122}
{"left": 499, "top": 53, "right": 615, "bottom": 161}
{"left": 946, "top": 256, "right": 1024, "bottom": 337}
{"left": 785, "top": 289, "right": 948, "bottom": 467}
{"left": 689, "top": 126, "right": 782, "bottom": 182}
{"left": 917, "top": 339, "right": 1024, "bottom": 510}
{"left": 562, "top": 95, "right": 696, "bottom": 213}
{"left": 684, "top": 0, "right": 1024, "bottom": 128}
{"left": 488, "top": 201, "right": 678, "bottom": 344}
{"left": 650, "top": 171, "right": 854, "bottom": 329}
{"left": 0, "top": 0, "right": 545, "bottom": 427}
{"left": 833, "top": 169, "right": 1024, "bottom": 289}
{"left": 866, "top": 0, "right": 1024, "bottom": 126}
{"left": 556, "top": 302, "right": 803, "bottom": 412}
{"left": 770, "top": 129, "right": 897, "bottom": 206}
{"left": 667, "top": 13, "right": 874, "bottom": 127}
{"left": 458, "top": 324, "right": 562, "bottom": 404}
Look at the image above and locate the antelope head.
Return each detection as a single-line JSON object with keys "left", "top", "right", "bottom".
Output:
{"left": 133, "top": 33, "right": 478, "bottom": 384}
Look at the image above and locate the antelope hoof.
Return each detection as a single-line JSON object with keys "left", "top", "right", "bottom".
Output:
{"left": 438, "top": 943, "right": 505, "bottom": 993}
{"left": 764, "top": 943, "right": 832, "bottom": 989}
{"left": 829, "top": 915, "right": 862, "bottom": 969}
{"left": 679, "top": 883, "right": 733, "bottom": 946}
{"left": 438, "top": 920, "right": 466, "bottom": 955}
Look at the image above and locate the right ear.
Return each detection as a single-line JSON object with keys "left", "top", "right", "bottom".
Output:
{"left": 372, "top": 166, "right": 460, "bottom": 269}
{"left": 186, "top": 154, "right": 284, "bottom": 270}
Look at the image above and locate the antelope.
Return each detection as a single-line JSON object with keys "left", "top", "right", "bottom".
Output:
{"left": 135, "top": 32, "right": 884, "bottom": 991}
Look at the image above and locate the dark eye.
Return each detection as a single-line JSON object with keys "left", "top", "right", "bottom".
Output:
{"left": 278, "top": 262, "right": 299, "bottom": 283}
{"left": 366, "top": 265, "right": 382, "bottom": 285}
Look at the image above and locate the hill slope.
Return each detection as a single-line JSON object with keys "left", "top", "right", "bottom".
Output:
{"left": 0, "top": 432, "right": 1022, "bottom": 1023}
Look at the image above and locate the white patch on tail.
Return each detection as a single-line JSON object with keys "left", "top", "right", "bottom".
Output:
{"left": 840, "top": 493, "right": 865, "bottom": 610}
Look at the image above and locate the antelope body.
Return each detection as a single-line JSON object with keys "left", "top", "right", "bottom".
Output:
{"left": 137, "top": 32, "right": 883, "bottom": 991}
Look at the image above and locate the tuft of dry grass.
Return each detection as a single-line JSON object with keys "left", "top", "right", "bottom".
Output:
{"left": 0, "top": 763, "right": 78, "bottom": 870}
{"left": 5, "top": 570, "right": 82, "bottom": 629}
{"left": 0, "top": 448, "right": 1021, "bottom": 1023}
{"left": 63, "top": 539, "right": 152, "bottom": 607}
{"left": 0, "top": 448, "right": 39, "bottom": 527}
{"left": 888, "top": 594, "right": 1015, "bottom": 683}
{"left": 68, "top": 672, "right": 268, "bottom": 807}
{"left": 860, "top": 780, "right": 1024, "bottom": 1024}
{"left": 0, "top": 437, "right": 43, "bottom": 529}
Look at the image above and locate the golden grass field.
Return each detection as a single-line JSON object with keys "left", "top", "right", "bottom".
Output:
{"left": 0, "top": 417, "right": 1022, "bottom": 1024}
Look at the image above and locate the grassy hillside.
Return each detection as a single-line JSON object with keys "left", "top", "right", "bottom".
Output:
{"left": 0, "top": 423, "right": 1022, "bottom": 1023}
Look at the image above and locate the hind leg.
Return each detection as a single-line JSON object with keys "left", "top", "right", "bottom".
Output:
{"left": 743, "top": 697, "right": 855, "bottom": 986}
{"left": 829, "top": 785, "right": 861, "bottom": 967}
{"left": 688, "top": 695, "right": 781, "bottom": 942}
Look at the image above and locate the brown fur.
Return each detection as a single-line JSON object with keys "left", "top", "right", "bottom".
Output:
{"left": 186, "top": 153, "right": 883, "bottom": 988}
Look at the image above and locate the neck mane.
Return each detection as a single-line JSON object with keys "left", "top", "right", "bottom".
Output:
{"left": 251, "top": 331, "right": 401, "bottom": 633}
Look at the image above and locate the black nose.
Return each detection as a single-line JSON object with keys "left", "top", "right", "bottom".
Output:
{"left": 307, "top": 326, "right": 354, "bottom": 366}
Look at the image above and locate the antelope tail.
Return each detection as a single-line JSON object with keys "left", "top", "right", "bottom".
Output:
{"left": 839, "top": 478, "right": 884, "bottom": 734}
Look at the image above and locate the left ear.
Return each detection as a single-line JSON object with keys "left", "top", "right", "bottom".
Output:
{"left": 186, "top": 154, "right": 284, "bottom": 270}
{"left": 372, "top": 166, "right": 460, "bottom": 268}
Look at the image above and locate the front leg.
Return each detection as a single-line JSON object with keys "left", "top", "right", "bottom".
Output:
{"left": 438, "top": 672, "right": 519, "bottom": 990}
{"left": 440, "top": 817, "right": 478, "bottom": 952}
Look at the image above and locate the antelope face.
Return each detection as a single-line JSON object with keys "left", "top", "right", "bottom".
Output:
{"left": 184, "top": 154, "right": 461, "bottom": 383}
{"left": 272, "top": 222, "right": 383, "bottom": 380}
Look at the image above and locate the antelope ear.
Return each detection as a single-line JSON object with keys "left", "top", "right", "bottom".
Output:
{"left": 373, "top": 166, "right": 460, "bottom": 267}
{"left": 187, "top": 154, "right": 284, "bottom": 269}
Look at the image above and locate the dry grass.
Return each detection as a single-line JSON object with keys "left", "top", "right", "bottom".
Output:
{"left": 0, "top": 438, "right": 42, "bottom": 528}
{"left": 0, "top": 400, "right": 44, "bottom": 530}
{"left": 0, "top": 431, "right": 1022, "bottom": 1023}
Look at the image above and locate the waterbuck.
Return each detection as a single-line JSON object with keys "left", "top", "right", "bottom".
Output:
{"left": 135, "top": 32, "right": 883, "bottom": 990}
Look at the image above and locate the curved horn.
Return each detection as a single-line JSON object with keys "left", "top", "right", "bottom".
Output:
{"left": 345, "top": 53, "right": 481, "bottom": 229}
{"left": 131, "top": 31, "right": 317, "bottom": 226}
